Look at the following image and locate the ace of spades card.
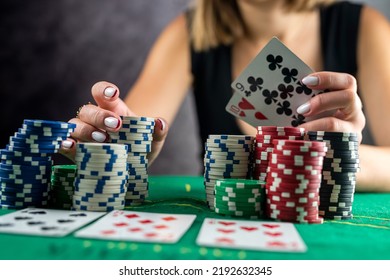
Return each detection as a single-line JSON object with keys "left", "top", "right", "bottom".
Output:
{"left": 226, "top": 37, "right": 327, "bottom": 127}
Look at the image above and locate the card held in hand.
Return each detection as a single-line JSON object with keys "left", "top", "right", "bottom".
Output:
{"left": 75, "top": 210, "right": 196, "bottom": 244}
{"left": 227, "top": 37, "right": 328, "bottom": 128}
{"left": 196, "top": 218, "right": 307, "bottom": 252}
{"left": 0, "top": 208, "right": 105, "bottom": 237}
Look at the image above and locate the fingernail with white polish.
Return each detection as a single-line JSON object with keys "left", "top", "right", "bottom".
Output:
{"left": 92, "top": 131, "right": 106, "bottom": 142}
{"left": 302, "top": 76, "right": 319, "bottom": 86}
{"left": 104, "top": 87, "right": 117, "bottom": 98}
{"left": 62, "top": 140, "right": 74, "bottom": 149}
{"left": 297, "top": 102, "right": 311, "bottom": 115}
{"left": 104, "top": 117, "right": 120, "bottom": 129}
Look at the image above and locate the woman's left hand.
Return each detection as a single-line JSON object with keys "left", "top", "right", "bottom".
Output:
{"left": 296, "top": 71, "right": 366, "bottom": 143}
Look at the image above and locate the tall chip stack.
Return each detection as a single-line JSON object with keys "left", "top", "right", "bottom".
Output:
{"left": 252, "top": 126, "right": 305, "bottom": 182}
{"left": 203, "top": 135, "right": 254, "bottom": 210}
{"left": 50, "top": 165, "right": 77, "bottom": 209}
{"left": 108, "top": 116, "right": 154, "bottom": 206}
{"left": 307, "top": 131, "right": 359, "bottom": 220}
{"left": 0, "top": 120, "right": 75, "bottom": 209}
{"left": 265, "top": 139, "right": 327, "bottom": 224}
{"left": 73, "top": 143, "right": 128, "bottom": 211}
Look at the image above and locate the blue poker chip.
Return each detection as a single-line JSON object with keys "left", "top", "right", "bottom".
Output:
{"left": 76, "top": 192, "right": 123, "bottom": 199}
{"left": 12, "top": 132, "right": 67, "bottom": 141}
{"left": 209, "top": 135, "right": 253, "bottom": 141}
{"left": 75, "top": 205, "right": 117, "bottom": 211}
{"left": 78, "top": 162, "right": 129, "bottom": 172}
{"left": 9, "top": 136, "right": 61, "bottom": 145}
{"left": 73, "top": 199, "right": 124, "bottom": 207}
{"left": 205, "top": 146, "right": 251, "bottom": 153}
{"left": 74, "top": 178, "right": 128, "bottom": 188}
{"left": 73, "top": 186, "right": 127, "bottom": 195}
{"left": 17, "top": 128, "right": 71, "bottom": 137}
{"left": 120, "top": 124, "right": 154, "bottom": 129}
{"left": 23, "top": 119, "right": 76, "bottom": 129}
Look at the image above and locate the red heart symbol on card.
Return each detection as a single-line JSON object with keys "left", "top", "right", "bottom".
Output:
{"left": 255, "top": 111, "right": 268, "bottom": 120}
{"left": 101, "top": 230, "right": 116, "bottom": 235}
{"left": 145, "top": 232, "right": 157, "bottom": 238}
{"left": 128, "top": 227, "right": 142, "bottom": 232}
{"left": 238, "top": 98, "right": 255, "bottom": 110}
{"left": 262, "top": 224, "right": 280, "bottom": 229}
{"left": 266, "top": 241, "right": 287, "bottom": 247}
{"left": 138, "top": 219, "right": 153, "bottom": 224}
{"left": 114, "top": 222, "right": 128, "bottom": 227}
{"left": 264, "top": 231, "right": 283, "bottom": 237}
{"left": 217, "top": 229, "right": 235, "bottom": 234}
{"left": 218, "top": 221, "right": 236, "bottom": 226}
{"left": 216, "top": 237, "right": 234, "bottom": 244}
{"left": 239, "top": 111, "right": 246, "bottom": 117}
{"left": 162, "top": 216, "right": 176, "bottom": 221}
{"left": 154, "top": 224, "right": 168, "bottom": 230}
{"left": 240, "top": 226, "right": 258, "bottom": 232}
{"left": 125, "top": 214, "right": 139, "bottom": 219}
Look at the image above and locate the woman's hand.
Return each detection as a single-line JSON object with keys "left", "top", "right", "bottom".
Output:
{"left": 60, "top": 81, "right": 169, "bottom": 165}
{"left": 296, "top": 71, "right": 366, "bottom": 143}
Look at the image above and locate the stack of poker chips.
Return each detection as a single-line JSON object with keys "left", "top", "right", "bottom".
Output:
{"left": 108, "top": 116, "right": 154, "bottom": 206}
{"left": 0, "top": 119, "right": 75, "bottom": 209}
{"left": 73, "top": 143, "right": 128, "bottom": 212}
{"left": 252, "top": 126, "right": 305, "bottom": 182}
{"left": 50, "top": 165, "right": 77, "bottom": 209}
{"left": 203, "top": 135, "right": 254, "bottom": 210}
{"left": 307, "top": 131, "right": 359, "bottom": 220}
{"left": 265, "top": 139, "right": 327, "bottom": 224}
{"left": 214, "top": 179, "right": 265, "bottom": 219}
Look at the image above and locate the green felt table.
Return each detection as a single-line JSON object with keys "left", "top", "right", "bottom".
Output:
{"left": 0, "top": 175, "right": 389, "bottom": 260}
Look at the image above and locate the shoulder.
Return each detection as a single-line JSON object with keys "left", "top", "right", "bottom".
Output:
{"left": 358, "top": 4, "right": 390, "bottom": 55}
{"left": 157, "top": 13, "right": 189, "bottom": 45}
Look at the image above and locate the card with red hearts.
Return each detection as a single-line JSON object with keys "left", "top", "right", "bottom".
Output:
{"left": 74, "top": 210, "right": 196, "bottom": 243}
{"left": 226, "top": 37, "right": 327, "bottom": 128}
{"left": 196, "top": 218, "right": 307, "bottom": 252}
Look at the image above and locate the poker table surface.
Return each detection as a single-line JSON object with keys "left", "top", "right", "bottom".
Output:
{"left": 0, "top": 175, "right": 389, "bottom": 260}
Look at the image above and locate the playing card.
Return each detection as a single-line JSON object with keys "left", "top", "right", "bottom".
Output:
{"left": 225, "top": 91, "right": 270, "bottom": 126}
{"left": 0, "top": 208, "right": 105, "bottom": 237}
{"left": 74, "top": 210, "right": 196, "bottom": 243}
{"left": 228, "top": 37, "right": 327, "bottom": 127}
{"left": 196, "top": 218, "right": 307, "bottom": 252}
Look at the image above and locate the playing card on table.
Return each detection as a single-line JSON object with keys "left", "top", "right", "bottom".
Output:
{"left": 227, "top": 37, "right": 326, "bottom": 127}
{"left": 75, "top": 210, "right": 196, "bottom": 244}
{"left": 0, "top": 208, "right": 105, "bottom": 237}
{"left": 196, "top": 218, "right": 307, "bottom": 252}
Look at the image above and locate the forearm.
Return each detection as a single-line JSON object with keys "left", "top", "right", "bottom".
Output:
{"left": 356, "top": 144, "right": 390, "bottom": 192}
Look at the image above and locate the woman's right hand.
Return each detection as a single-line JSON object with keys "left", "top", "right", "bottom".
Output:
{"left": 60, "top": 81, "right": 169, "bottom": 165}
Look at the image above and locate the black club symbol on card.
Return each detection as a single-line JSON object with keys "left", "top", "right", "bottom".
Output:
{"left": 296, "top": 81, "right": 312, "bottom": 95}
{"left": 291, "top": 114, "right": 306, "bottom": 127}
{"left": 266, "top": 54, "right": 283, "bottom": 70}
{"left": 278, "top": 84, "right": 294, "bottom": 99}
{"left": 276, "top": 101, "right": 292, "bottom": 116}
{"left": 247, "top": 76, "right": 263, "bottom": 93}
{"left": 281, "top": 68, "right": 298, "bottom": 83}
{"left": 262, "top": 89, "right": 278, "bottom": 104}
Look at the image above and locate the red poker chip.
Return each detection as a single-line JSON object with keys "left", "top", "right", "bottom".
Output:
{"left": 268, "top": 168, "right": 323, "bottom": 178}
{"left": 268, "top": 212, "right": 321, "bottom": 221}
{"left": 272, "top": 139, "right": 326, "bottom": 148}
{"left": 267, "top": 207, "right": 320, "bottom": 216}
{"left": 268, "top": 161, "right": 323, "bottom": 171}
{"left": 271, "top": 215, "right": 324, "bottom": 224}
{"left": 267, "top": 197, "right": 319, "bottom": 207}
{"left": 266, "top": 190, "right": 319, "bottom": 200}
{"left": 271, "top": 149, "right": 327, "bottom": 157}
{"left": 270, "top": 154, "right": 324, "bottom": 164}
{"left": 265, "top": 187, "right": 319, "bottom": 197}
{"left": 257, "top": 126, "right": 305, "bottom": 133}
{"left": 266, "top": 179, "right": 321, "bottom": 189}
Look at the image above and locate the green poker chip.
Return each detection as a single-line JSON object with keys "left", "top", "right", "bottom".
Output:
{"left": 215, "top": 178, "right": 265, "bottom": 189}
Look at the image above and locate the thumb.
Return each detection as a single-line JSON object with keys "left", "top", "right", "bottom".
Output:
{"left": 91, "top": 81, "right": 132, "bottom": 116}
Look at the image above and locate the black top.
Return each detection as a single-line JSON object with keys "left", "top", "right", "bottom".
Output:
{"left": 190, "top": 1, "right": 374, "bottom": 146}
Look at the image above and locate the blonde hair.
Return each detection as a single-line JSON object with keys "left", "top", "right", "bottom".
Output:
{"left": 190, "top": 0, "right": 336, "bottom": 51}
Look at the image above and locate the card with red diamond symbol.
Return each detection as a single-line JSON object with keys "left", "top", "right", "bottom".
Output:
{"left": 74, "top": 210, "right": 196, "bottom": 243}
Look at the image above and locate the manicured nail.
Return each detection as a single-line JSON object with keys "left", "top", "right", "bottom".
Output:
{"left": 156, "top": 118, "right": 165, "bottom": 131}
{"left": 104, "top": 87, "right": 117, "bottom": 98}
{"left": 91, "top": 131, "right": 106, "bottom": 142}
{"left": 104, "top": 117, "right": 120, "bottom": 129}
{"left": 297, "top": 102, "right": 311, "bottom": 115}
{"left": 62, "top": 140, "right": 74, "bottom": 149}
{"left": 302, "top": 76, "right": 319, "bottom": 86}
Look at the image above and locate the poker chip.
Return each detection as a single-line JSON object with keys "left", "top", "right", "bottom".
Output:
{"left": 203, "top": 135, "right": 254, "bottom": 210}
{"left": 0, "top": 119, "right": 75, "bottom": 209}
{"left": 108, "top": 116, "right": 155, "bottom": 206}
{"left": 307, "top": 131, "right": 359, "bottom": 220}
{"left": 213, "top": 179, "right": 265, "bottom": 218}
{"left": 73, "top": 143, "right": 128, "bottom": 211}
